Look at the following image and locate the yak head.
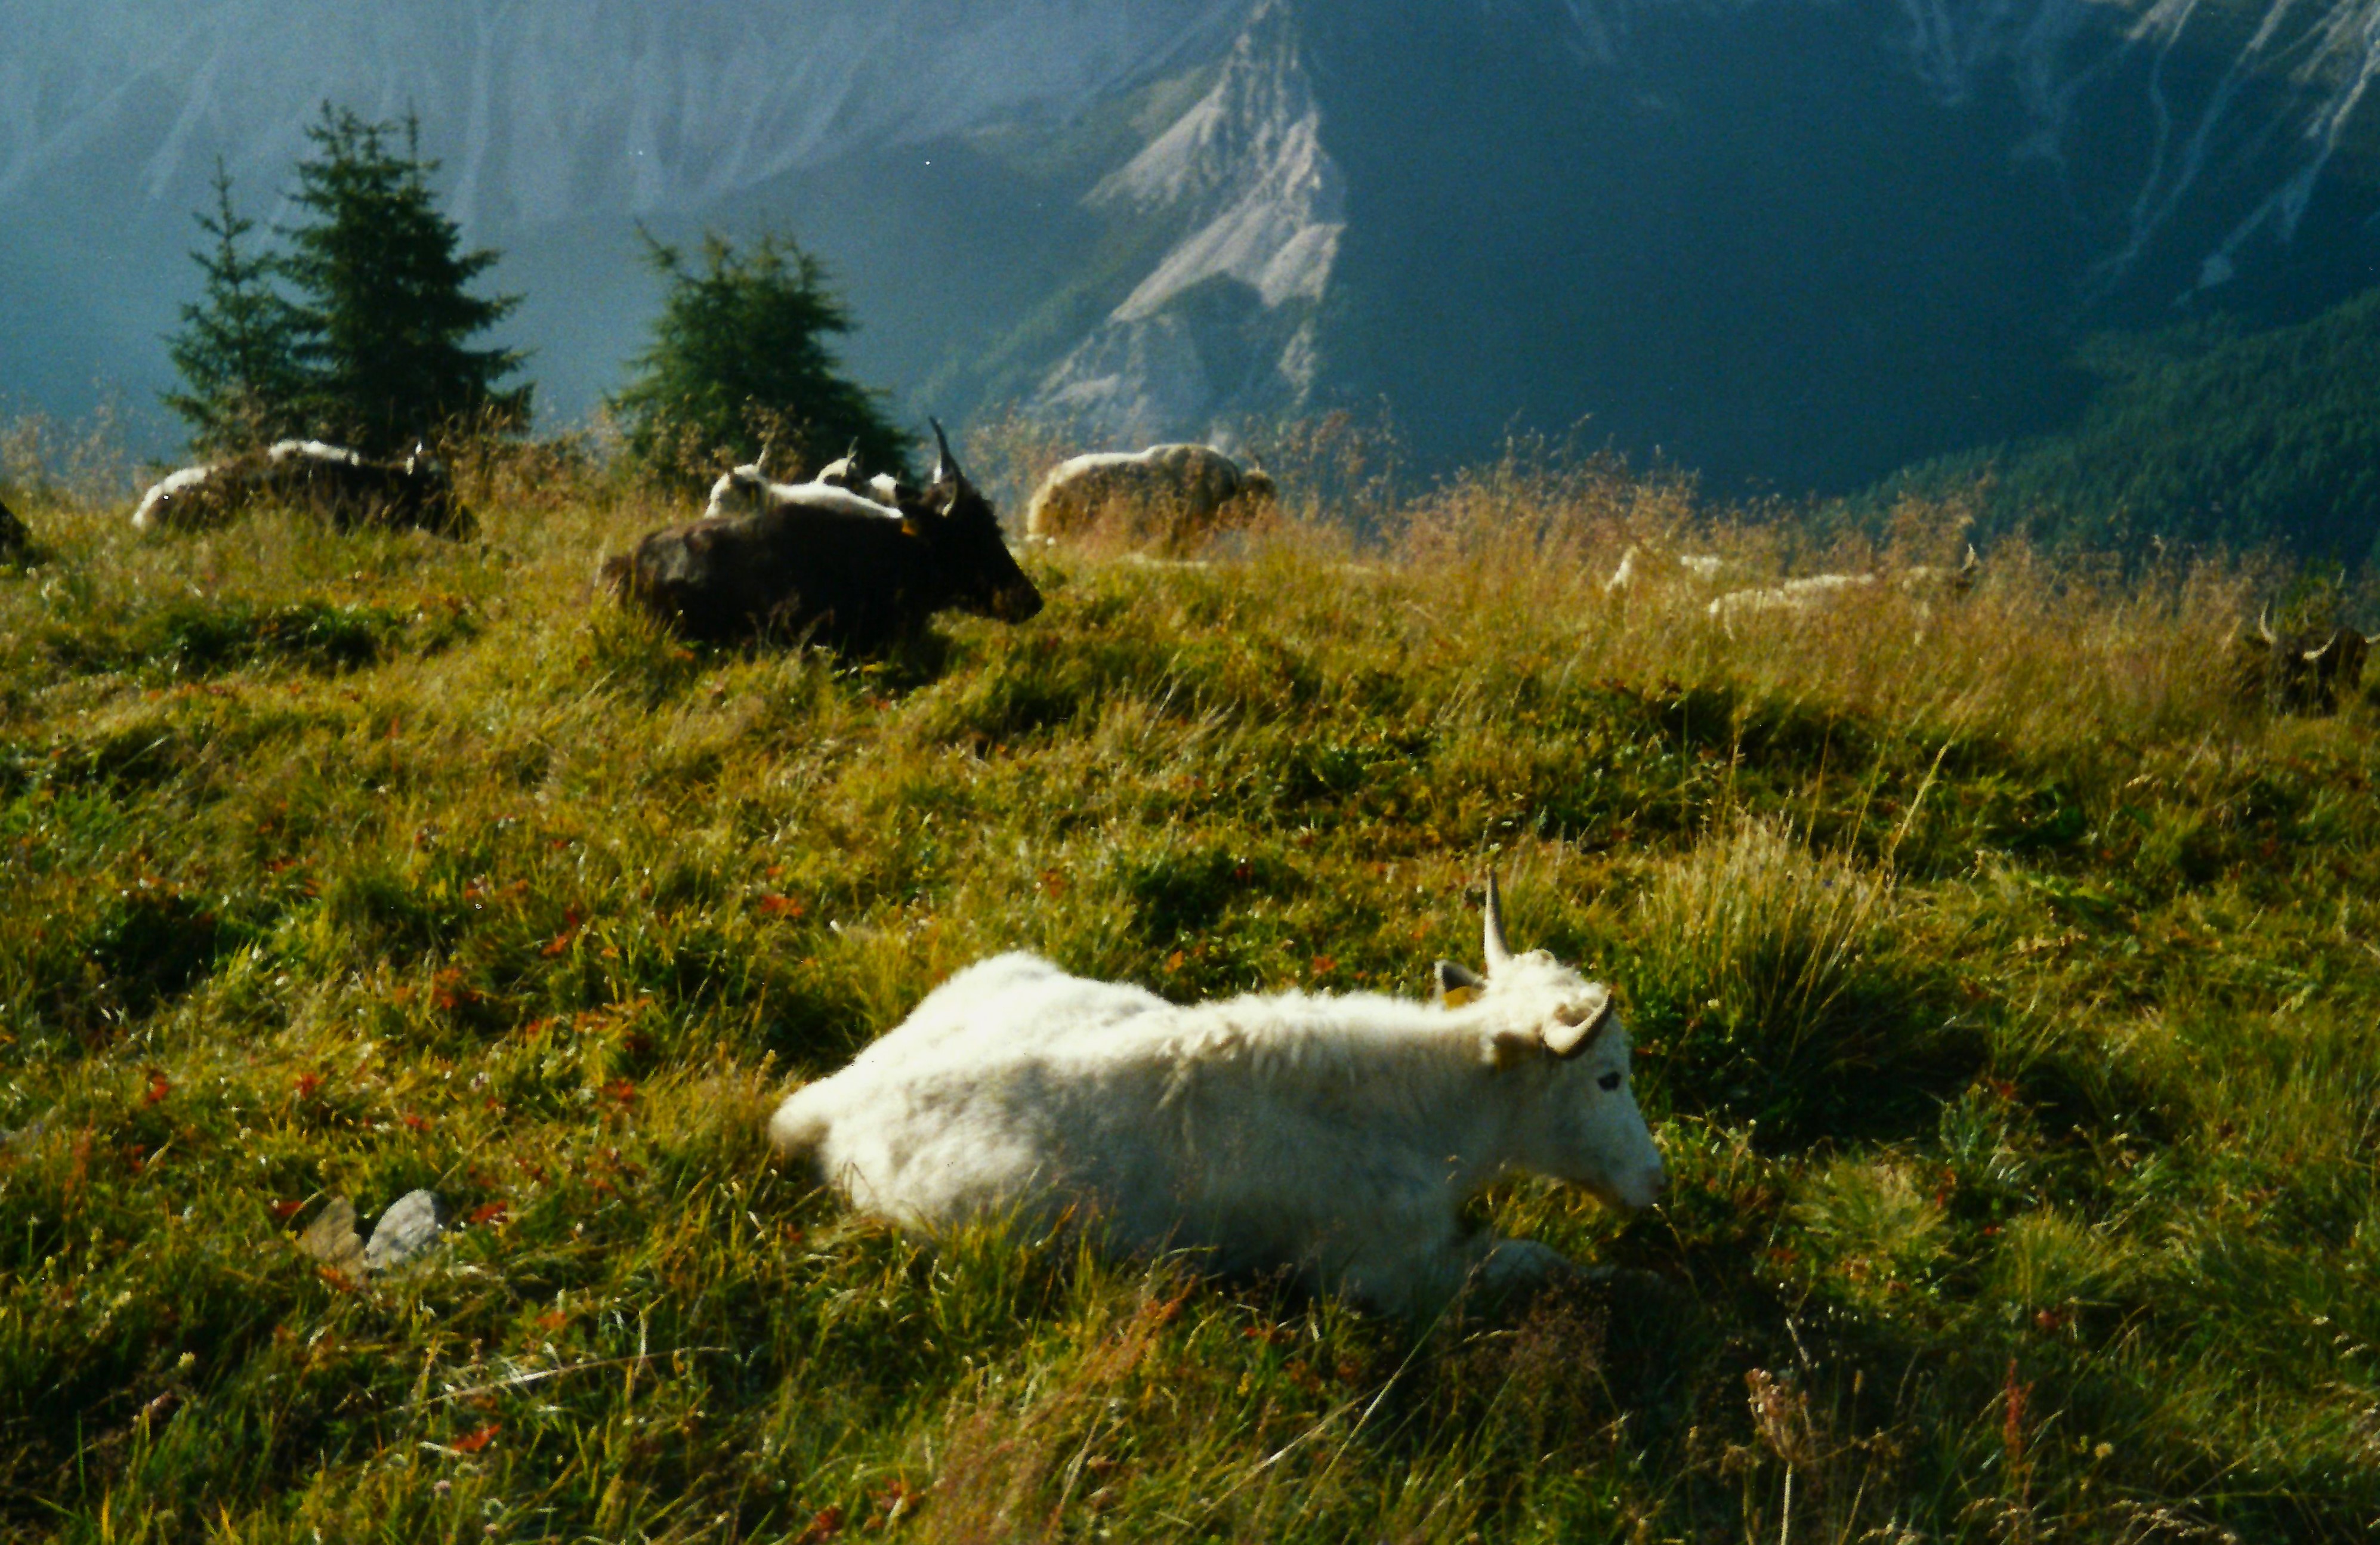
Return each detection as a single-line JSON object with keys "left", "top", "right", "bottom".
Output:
{"left": 705, "top": 464, "right": 774, "bottom": 520}
{"left": 2245, "top": 607, "right": 2373, "bottom": 714}
{"left": 816, "top": 440, "right": 864, "bottom": 491}
{"left": 904, "top": 418, "right": 1043, "bottom": 624}
{"left": 1434, "top": 872, "right": 1666, "bottom": 1211}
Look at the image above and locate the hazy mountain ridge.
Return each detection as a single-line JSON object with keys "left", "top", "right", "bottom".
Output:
{"left": 6, "top": 0, "right": 2379, "bottom": 512}
{"left": 0, "top": 1, "right": 1253, "bottom": 222}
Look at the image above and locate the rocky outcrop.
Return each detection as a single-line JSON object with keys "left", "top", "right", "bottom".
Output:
{"left": 1032, "top": 1, "right": 1340, "bottom": 445}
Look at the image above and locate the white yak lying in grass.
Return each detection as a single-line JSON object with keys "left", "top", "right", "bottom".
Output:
{"left": 769, "top": 876, "right": 1666, "bottom": 1314}
{"left": 1023, "top": 444, "right": 1274, "bottom": 554}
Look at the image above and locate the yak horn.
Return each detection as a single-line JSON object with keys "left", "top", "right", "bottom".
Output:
{"left": 2258, "top": 605, "right": 2277, "bottom": 645}
{"left": 930, "top": 417, "right": 963, "bottom": 485}
{"left": 1482, "top": 869, "right": 1512, "bottom": 972}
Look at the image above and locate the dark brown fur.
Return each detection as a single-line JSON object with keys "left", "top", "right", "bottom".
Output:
{"left": 609, "top": 423, "right": 1041, "bottom": 651}
{"left": 2233, "top": 617, "right": 2372, "bottom": 715}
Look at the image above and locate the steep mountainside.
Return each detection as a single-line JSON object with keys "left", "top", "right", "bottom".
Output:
{"left": 6, "top": 0, "right": 2379, "bottom": 502}
{"left": 1027, "top": 4, "right": 1341, "bottom": 443}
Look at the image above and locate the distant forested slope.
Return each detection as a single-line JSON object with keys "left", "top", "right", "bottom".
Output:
{"left": 1873, "top": 289, "right": 2380, "bottom": 565}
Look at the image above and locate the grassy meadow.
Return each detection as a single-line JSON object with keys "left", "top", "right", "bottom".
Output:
{"left": 1, "top": 436, "right": 2376, "bottom": 1543}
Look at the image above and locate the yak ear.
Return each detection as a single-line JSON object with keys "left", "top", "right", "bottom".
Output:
{"left": 1434, "top": 959, "right": 1486, "bottom": 1008}
{"left": 1481, "top": 1027, "right": 1538, "bottom": 1070}
{"left": 1541, "top": 986, "right": 1615, "bottom": 1059}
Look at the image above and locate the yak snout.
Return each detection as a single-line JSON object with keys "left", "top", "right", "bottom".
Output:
{"left": 1623, "top": 1160, "right": 1668, "bottom": 1209}
{"left": 990, "top": 574, "right": 1045, "bottom": 623}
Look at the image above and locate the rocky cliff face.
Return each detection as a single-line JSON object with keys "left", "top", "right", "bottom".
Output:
{"left": 1030, "top": 2, "right": 1341, "bottom": 444}
{"left": 7, "top": 0, "right": 2379, "bottom": 489}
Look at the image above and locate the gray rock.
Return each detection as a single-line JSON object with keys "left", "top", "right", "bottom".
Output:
{"left": 363, "top": 1189, "right": 448, "bottom": 1270}
{"left": 297, "top": 1196, "right": 366, "bottom": 1273}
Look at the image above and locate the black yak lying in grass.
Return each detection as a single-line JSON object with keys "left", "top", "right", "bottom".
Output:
{"left": 2234, "top": 608, "right": 2373, "bottom": 715}
{"left": 604, "top": 420, "right": 1041, "bottom": 651}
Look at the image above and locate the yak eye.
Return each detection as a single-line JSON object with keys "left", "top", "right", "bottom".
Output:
{"left": 1597, "top": 1071, "right": 1623, "bottom": 1092}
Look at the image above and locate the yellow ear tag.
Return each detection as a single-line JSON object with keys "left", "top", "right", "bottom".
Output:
{"left": 1443, "top": 984, "right": 1483, "bottom": 1010}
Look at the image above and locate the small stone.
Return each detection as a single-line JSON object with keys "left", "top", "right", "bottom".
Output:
{"left": 365, "top": 1189, "right": 448, "bottom": 1271}
{"left": 297, "top": 1197, "right": 366, "bottom": 1273}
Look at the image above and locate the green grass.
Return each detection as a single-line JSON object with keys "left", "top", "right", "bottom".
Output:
{"left": 1, "top": 450, "right": 2376, "bottom": 1542}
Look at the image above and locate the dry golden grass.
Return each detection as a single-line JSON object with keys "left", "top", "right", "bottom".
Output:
{"left": 0, "top": 424, "right": 2374, "bottom": 1542}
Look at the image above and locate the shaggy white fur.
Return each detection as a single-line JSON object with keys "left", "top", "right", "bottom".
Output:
{"left": 770, "top": 889, "right": 1665, "bottom": 1314}
{"left": 130, "top": 464, "right": 218, "bottom": 531}
{"left": 702, "top": 465, "right": 902, "bottom": 525}
{"left": 1022, "top": 444, "right": 1274, "bottom": 549}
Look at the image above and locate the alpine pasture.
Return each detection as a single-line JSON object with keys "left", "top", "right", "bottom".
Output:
{"left": 1, "top": 434, "right": 2376, "bottom": 1543}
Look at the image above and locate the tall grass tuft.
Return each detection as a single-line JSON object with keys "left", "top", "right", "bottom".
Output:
{"left": 1622, "top": 816, "right": 1959, "bottom": 1138}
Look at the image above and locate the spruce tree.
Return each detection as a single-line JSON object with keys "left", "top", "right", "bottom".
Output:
{"left": 280, "top": 106, "right": 530, "bottom": 455}
{"left": 162, "top": 160, "right": 310, "bottom": 455}
{"left": 610, "top": 231, "right": 909, "bottom": 486}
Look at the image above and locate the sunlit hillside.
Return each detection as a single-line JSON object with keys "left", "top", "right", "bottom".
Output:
{"left": 1, "top": 435, "right": 2376, "bottom": 1542}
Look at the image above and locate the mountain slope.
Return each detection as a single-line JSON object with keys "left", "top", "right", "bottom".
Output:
{"left": 7, "top": 0, "right": 2380, "bottom": 509}
{"left": 1869, "top": 288, "right": 2380, "bottom": 562}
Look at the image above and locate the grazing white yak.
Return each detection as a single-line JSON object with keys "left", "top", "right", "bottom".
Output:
{"left": 1603, "top": 544, "right": 1733, "bottom": 597}
{"left": 770, "top": 875, "right": 1666, "bottom": 1314}
{"left": 1706, "top": 546, "right": 1977, "bottom": 632}
{"left": 1023, "top": 444, "right": 1276, "bottom": 554}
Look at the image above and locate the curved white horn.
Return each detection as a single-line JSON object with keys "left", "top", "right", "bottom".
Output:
{"left": 930, "top": 417, "right": 962, "bottom": 484}
{"left": 1482, "top": 870, "right": 1512, "bottom": 972}
{"left": 2258, "top": 605, "right": 2277, "bottom": 645}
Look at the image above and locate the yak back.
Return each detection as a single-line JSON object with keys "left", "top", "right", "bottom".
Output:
{"left": 271, "top": 446, "right": 473, "bottom": 536}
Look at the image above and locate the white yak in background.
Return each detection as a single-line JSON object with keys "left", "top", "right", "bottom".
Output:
{"left": 1023, "top": 444, "right": 1275, "bottom": 554}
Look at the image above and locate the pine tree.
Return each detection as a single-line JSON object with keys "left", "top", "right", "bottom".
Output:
{"left": 280, "top": 106, "right": 530, "bottom": 455}
{"left": 610, "top": 231, "right": 910, "bottom": 487}
{"left": 162, "top": 160, "right": 311, "bottom": 455}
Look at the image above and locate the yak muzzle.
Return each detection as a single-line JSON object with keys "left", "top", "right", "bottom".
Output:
{"left": 991, "top": 581, "right": 1045, "bottom": 623}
